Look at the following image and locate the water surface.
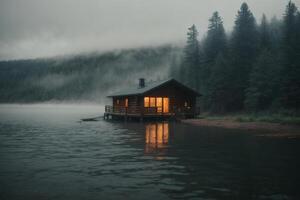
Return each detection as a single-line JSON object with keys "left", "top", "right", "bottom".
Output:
{"left": 0, "top": 104, "right": 299, "bottom": 200}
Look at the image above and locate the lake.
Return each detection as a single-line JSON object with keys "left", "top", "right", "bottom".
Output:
{"left": 0, "top": 104, "right": 299, "bottom": 200}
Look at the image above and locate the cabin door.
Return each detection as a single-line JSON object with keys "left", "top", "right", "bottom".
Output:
{"left": 163, "top": 98, "right": 169, "bottom": 113}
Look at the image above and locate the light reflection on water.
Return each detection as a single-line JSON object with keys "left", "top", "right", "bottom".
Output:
{"left": 0, "top": 104, "right": 300, "bottom": 200}
{"left": 145, "top": 123, "right": 169, "bottom": 155}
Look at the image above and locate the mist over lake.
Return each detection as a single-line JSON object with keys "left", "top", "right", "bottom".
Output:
{"left": 1, "top": 0, "right": 300, "bottom": 199}
{"left": 0, "top": 104, "right": 299, "bottom": 200}
{"left": 0, "top": 46, "right": 181, "bottom": 103}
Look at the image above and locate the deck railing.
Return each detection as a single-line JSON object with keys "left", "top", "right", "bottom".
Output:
{"left": 105, "top": 105, "right": 156, "bottom": 115}
{"left": 105, "top": 105, "right": 200, "bottom": 116}
{"left": 105, "top": 105, "right": 113, "bottom": 113}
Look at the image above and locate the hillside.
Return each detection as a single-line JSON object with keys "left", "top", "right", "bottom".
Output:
{"left": 0, "top": 45, "right": 182, "bottom": 103}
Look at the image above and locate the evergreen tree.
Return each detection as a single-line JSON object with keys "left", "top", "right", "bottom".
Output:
{"left": 280, "top": 1, "right": 300, "bottom": 108}
{"left": 229, "top": 2, "right": 259, "bottom": 110}
{"left": 180, "top": 24, "right": 200, "bottom": 89}
{"left": 207, "top": 54, "right": 233, "bottom": 112}
{"left": 244, "top": 14, "right": 282, "bottom": 111}
{"left": 245, "top": 50, "right": 280, "bottom": 111}
{"left": 202, "top": 12, "right": 227, "bottom": 110}
{"left": 204, "top": 12, "right": 227, "bottom": 61}
{"left": 268, "top": 16, "right": 283, "bottom": 51}
{"left": 259, "top": 14, "right": 271, "bottom": 50}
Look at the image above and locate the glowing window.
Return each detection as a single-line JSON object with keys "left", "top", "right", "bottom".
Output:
{"left": 156, "top": 97, "right": 162, "bottom": 113}
{"left": 156, "top": 97, "right": 162, "bottom": 107}
{"left": 163, "top": 98, "right": 169, "bottom": 113}
{"left": 150, "top": 97, "right": 156, "bottom": 107}
{"left": 125, "top": 98, "right": 128, "bottom": 107}
{"left": 144, "top": 97, "right": 149, "bottom": 107}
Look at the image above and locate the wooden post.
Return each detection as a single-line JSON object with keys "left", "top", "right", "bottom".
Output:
{"left": 140, "top": 105, "right": 144, "bottom": 122}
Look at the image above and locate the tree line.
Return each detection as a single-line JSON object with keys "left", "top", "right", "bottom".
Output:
{"left": 173, "top": 1, "right": 300, "bottom": 113}
{"left": 0, "top": 46, "right": 181, "bottom": 102}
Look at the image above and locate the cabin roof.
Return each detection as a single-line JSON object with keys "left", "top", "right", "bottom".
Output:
{"left": 107, "top": 78, "right": 201, "bottom": 97}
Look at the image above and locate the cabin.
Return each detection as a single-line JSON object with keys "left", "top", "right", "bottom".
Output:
{"left": 104, "top": 78, "right": 201, "bottom": 120}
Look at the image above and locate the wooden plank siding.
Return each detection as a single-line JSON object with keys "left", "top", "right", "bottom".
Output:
{"left": 143, "top": 82, "right": 197, "bottom": 116}
{"left": 105, "top": 79, "right": 201, "bottom": 119}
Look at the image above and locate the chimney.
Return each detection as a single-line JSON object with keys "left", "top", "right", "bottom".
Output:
{"left": 139, "top": 78, "right": 145, "bottom": 88}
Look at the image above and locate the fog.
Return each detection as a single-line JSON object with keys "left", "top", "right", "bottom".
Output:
{"left": 0, "top": 45, "right": 181, "bottom": 103}
{"left": 0, "top": 0, "right": 293, "bottom": 60}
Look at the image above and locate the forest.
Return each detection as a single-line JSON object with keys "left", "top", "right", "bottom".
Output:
{"left": 0, "top": 46, "right": 181, "bottom": 103}
{"left": 0, "top": 1, "right": 299, "bottom": 115}
{"left": 173, "top": 1, "right": 300, "bottom": 114}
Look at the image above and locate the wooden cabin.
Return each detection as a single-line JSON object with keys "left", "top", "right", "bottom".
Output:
{"left": 104, "top": 78, "right": 201, "bottom": 120}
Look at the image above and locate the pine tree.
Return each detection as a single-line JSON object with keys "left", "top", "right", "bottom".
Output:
{"left": 204, "top": 12, "right": 227, "bottom": 61}
{"left": 229, "top": 2, "right": 259, "bottom": 110}
{"left": 245, "top": 50, "right": 280, "bottom": 111}
{"left": 244, "top": 14, "right": 282, "bottom": 111}
{"left": 259, "top": 14, "right": 271, "bottom": 49}
{"left": 202, "top": 12, "right": 227, "bottom": 110}
{"left": 280, "top": 1, "right": 300, "bottom": 109}
{"left": 268, "top": 16, "right": 283, "bottom": 51}
{"left": 181, "top": 24, "right": 200, "bottom": 90}
{"left": 207, "top": 53, "right": 233, "bottom": 112}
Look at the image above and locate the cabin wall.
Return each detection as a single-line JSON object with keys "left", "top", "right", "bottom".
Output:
{"left": 110, "top": 81, "right": 199, "bottom": 117}
{"left": 113, "top": 97, "right": 125, "bottom": 107}
{"left": 113, "top": 96, "right": 138, "bottom": 106}
{"left": 144, "top": 83, "right": 197, "bottom": 114}
{"left": 112, "top": 96, "right": 141, "bottom": 114}
{"left": 128, "top": 96, "right": 140, "bottom": 113}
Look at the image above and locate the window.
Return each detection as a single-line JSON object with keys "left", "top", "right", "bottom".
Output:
{"left": 163, "top": 98, "right": 169, "bottom": 113}
{"left": 144, "top": 96, "right": 169, "bottom": 113}
{"left": 156, "top": 98, "right": 162, "bottom": 107}
{"left": 156, "top": 97, "right": 162, "bottom": 113}
{"left": 125, "top": 98, "right": 128, "bottom": 107}
{"left": 144, "top": 97, "right": 149, "bottom": 107}
{"left": 150, "top": 97, "right": 156, "bottom": 107}
{"left": 116, "top": 99, "right": 120, "bottom": 105}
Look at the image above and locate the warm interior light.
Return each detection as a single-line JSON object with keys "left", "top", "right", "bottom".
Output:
{"left": 144, "top": 97, "right": 149, "bottom": 107}
{"left": 163, "top": 98, "right": 169, "bottom": 113}
{"left": 144, "top": 97, "right": 169, "bottom": 113}
{"left": 156, "top": 97, "right": 162, "bottom": 113}
{"left": 150, "top": 97, "right": 156, "bottom": 107}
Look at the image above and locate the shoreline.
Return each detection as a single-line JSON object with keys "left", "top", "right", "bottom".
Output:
{"left": 182, "top": 118, "right": 300, "bottom": 138}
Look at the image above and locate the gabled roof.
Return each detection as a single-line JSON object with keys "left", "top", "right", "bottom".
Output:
{"left": 107, "top": 78, "right": 201, "bottom": 97}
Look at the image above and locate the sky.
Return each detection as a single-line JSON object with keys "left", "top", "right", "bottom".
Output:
{"left": 0, "top": 0, "right": 298, "bottom": 60}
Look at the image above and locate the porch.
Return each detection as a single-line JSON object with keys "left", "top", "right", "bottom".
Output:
{"left": 104, "top": 105, "right": 199, "bottom": 120}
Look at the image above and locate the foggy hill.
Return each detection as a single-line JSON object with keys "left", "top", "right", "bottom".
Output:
{"left": 0, "top": 45, "right": 182, "bottom": 103}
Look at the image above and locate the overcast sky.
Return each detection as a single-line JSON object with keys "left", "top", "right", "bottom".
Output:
{"left": 0, "top": 0, "right": 298, "bottom": 60}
